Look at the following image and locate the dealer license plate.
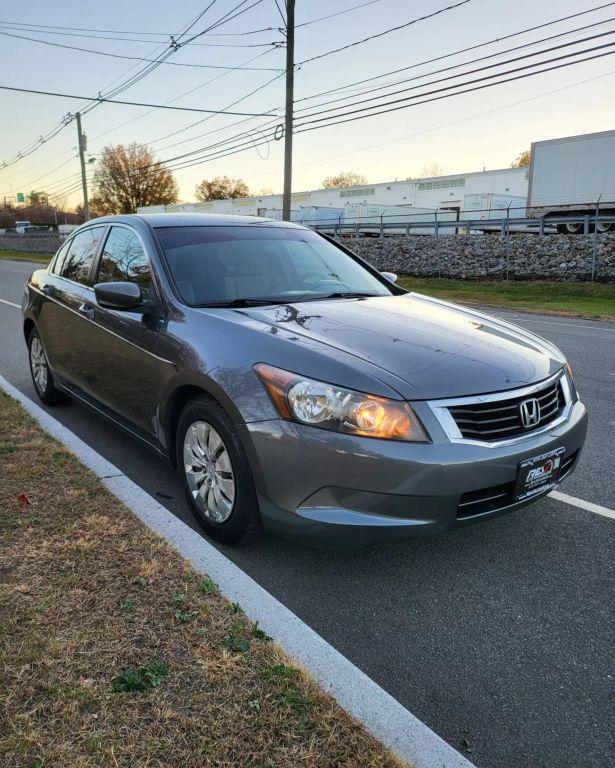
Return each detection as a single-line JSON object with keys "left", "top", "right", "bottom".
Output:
{"left": 515, "top": 447, "right": 565, "bottom": 502}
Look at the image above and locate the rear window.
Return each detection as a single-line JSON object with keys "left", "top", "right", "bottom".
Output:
{"left": 155, "top": 225, "right": 391, "bottom": 306}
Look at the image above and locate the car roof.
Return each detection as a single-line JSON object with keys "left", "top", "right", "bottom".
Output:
{"left": 88, "top": 213, "right": 307, "bottom": 229}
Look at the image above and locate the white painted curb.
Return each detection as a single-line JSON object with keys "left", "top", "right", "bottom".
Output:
{"left": 1, "top": 374, "right": 474, "bottom": 768}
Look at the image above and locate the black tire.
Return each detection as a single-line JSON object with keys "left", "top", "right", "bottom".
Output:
{"left": 556, "top": 221, "right": 584, "bottom": 235}
{"left": 176, "top": 396, "right": 261, "bottom": 545}
{"left": 27, "top": 327, "right": 69, "bottom": 406}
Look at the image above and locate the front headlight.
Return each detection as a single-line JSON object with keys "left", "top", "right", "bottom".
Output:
{"left": 565, "top": 362, "right": 579, "bottom": 402}
{"left": 254, "top": 363, "right": 428, "bottom": 442}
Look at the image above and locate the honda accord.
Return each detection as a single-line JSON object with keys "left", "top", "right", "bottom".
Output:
{"left": 22, "top": 214, "right": 587, "bottom": 547}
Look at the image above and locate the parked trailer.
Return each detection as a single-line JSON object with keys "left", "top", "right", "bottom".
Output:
{"left": 527, "top": 129, "right": 615, "bottom": 233}
{"left": 264, "top": 204, "right": 456, "bottom": 234}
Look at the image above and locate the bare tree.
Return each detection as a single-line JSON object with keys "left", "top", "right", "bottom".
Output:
{"left": 321, "top": 171, "right": 367, "bottom": 189}
{"left": 195, "top": 176, "right": 251, "bottom": 201}
{"left": 419, "top": 162, "right": 444, "bottom": 178}
{"left": 511, "top": 150, "right": 531, "bottom": 168}
{"left": 92, "top": 143, "right": 179, "bottom": 214}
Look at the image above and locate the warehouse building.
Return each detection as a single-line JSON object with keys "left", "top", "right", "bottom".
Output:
{"left": 139, "top": 166, "right": 529, "bottom": 222}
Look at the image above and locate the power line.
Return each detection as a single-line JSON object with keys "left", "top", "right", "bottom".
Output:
{"left": 89, "top": 49, "right": 283, "bottom": 147}
{"left": 0, "top": 29, "right": 282, "bottom": 67}
{"left": 295, "top": 47, "right": 615, "bottom": 133}
{"left": 298, "top": 0, "right": 473, "bottom": 65}
{"left": 295, "top": 29, "right": 615, "bottom": 119}
{"left": 0, "top": 85, "right": 278, "bottom": 116}
{"left": 0, "top": 23, "right": 280, "bottom": 47}
{"left": 0, "top": 2, "right": 267, "bottom": 172}
{"left": 296, "top": 0, "right": 615, "bottom": 101}
{"left": 296, "top": 1, "right": 385, "bottom": 28}
{"left": 151, "top": 46, "right": 615, "bottom": 172}
{"left": 0, "top": 18, "right": 276, "bottom": 37}
{"left": 143, "top": 33, "right": 615, "bottom": 170}
{"left": 294, "top": 17, "right": 615, "bottom": 112}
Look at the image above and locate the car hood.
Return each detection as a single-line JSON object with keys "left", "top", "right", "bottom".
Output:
{"left": 241, "top": 293, "right": 566, "bottom": 400}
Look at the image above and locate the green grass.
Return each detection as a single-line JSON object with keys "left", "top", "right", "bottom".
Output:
{"left": 398, "top": 277, "right": 615, "bottom": 320}
{"left": 0, "top": 249, "right": 52, "bottom": 264}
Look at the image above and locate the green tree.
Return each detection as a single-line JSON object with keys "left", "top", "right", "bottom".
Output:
{"left": 195, "top": 176, "right": 251, "bottom": 201}
{"left": 92, "top": 143, "right": 179, "bottom": 214}
{"left": 321, "top": 171, "right": 367, "bottom": 189}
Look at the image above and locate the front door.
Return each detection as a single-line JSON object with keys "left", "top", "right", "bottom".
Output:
{"left": 77, "top": 225, "right": 171, "bottom": 440}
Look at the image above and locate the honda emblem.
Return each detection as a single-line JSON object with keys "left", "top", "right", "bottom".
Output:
{"left": 520, "top": 397, "right": 541, "bottom": 429}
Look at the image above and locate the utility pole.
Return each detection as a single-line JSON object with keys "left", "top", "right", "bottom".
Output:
{"left": 282, "top": 0, "right": 295, "bottom": 222}
{"left": 76, "top": 111, "right": 90, "bottom": 222}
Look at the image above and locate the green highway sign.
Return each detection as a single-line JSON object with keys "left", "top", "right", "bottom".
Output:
{"left": 16, "top": 192, "right": 25, "bottom": 203}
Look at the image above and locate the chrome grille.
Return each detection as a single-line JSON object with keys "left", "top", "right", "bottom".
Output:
{"left": 447, "top": 378, "right": 565, "bottom": 442}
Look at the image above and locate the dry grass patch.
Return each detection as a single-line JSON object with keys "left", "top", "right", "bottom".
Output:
{"left": 0, "top": 391, "right": 405, "bottom": 768}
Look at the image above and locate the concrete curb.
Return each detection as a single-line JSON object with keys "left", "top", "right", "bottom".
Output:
{"left": 1, "top": 374, "right": 474, "bottom": 768}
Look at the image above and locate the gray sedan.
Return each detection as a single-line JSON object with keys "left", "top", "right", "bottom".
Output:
{"left": 22, "top": 213, "right": 587, "bottom": 547}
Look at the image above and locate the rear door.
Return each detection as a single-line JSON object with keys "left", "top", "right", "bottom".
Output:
{"left": 38, "top": 226, "right": 107, "bottom": 390}
{"left": 77, "top": 224, "right": 168, "bottom": 439}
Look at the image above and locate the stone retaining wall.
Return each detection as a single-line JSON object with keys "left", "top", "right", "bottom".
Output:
{"left": 0, "top": 233, "right": 63, "bottom": 254}
{"left": 3, "top": 231, "right": 615, "bottom": 281}
{"left": 349, "top": 234, "right": 615, "bottom": 281}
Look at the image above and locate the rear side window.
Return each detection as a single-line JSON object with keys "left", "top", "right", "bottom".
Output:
{"left": 96, "top": 227, "right": 152, "bottom": 300}
{"left": 60, "top": 226, "right": 105, "bottom": 284}
{"left": 50, "top": 239, "right": 71, "bottom": 275}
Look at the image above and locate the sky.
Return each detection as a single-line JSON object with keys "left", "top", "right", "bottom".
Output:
{"left": 0, "top": 0, "right": 614, "bottom": 207}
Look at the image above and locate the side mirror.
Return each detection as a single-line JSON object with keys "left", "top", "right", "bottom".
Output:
{"left": 380, "top": 271, "right": 398, "bottom": 283}
{"left": 94, "top": 281, "right": 143, "bottom": 311}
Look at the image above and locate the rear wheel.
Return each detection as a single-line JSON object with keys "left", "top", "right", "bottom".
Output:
{"left": 27, "top": 328, "right": 69, "bottom": 405}
{"left": 556, "top": 221, "right": 584, "bottom": 235}
{"left": 176, "top": 396, "right": 261, "bottom": 545}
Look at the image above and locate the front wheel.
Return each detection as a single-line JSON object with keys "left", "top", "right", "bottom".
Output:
{"left": 176, "top": 396, "right": 261, "bottom": 545}
{"left": 27, "top": 328, "right": 69, "bottom": 405}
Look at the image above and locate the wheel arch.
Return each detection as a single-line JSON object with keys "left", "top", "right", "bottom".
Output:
{"left": 162, "top": 379, "right": 245, "bottom": 467}
{"left": 23, "top": 316, "right": 36, "bottom": 343}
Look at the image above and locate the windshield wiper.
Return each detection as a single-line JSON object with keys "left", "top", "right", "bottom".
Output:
{"left": 198, "top": 297, "right": 291, "bottom": 308}
{"left": 306, "top": 291, "right": 383, "bottom": 300}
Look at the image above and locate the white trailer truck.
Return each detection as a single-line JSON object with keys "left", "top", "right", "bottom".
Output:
{"left": 527, "top": 129, "right": 615, "bottom": 233}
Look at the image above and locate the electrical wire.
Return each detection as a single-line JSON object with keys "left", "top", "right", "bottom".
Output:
{"left": 296, "top": 0, "right": 615, "bottom": 101}
{"left": 294, "top": 48, "right": 615, "bottom": 133}
{"left": 149, "top": 46, "right": 615, "bottom": 172}
{"left": 295, "top": 29, "right": 615, "bottom": 119}
{"left": 0, "top": 2, "right": 267, "bottom": 171}
{"left": 294, "top": 17, "right": 615, "bottom": 112}
{"left": 0, "top": 85, "right": 278, "bottom": 116}
{"left": 298, "top": 0, "right": 473, "bottom": 65}
{"left": 0, "top": 19, "right": 276, "bottom": 37}
{"left": 88, "top": 48, "right": 283, "bottom": 147}
{"left": 0, "top": 25, "right": 280, "bottom": 48}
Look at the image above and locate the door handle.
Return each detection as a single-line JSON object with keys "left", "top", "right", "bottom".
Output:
{"left": 78, "top": 303, "right": 95, "bottom": 320}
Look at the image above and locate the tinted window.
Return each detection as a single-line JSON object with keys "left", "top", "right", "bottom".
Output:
{"left": 97, "top": 227, "right": 151, "bottom": 299}
{"left": 60, "top": 227, "right": 105, "bottom": 284}
{"left": 155, "top": 226, "right": 392, "bottom": 306}
{"left": 50, "top": 239, "right": 71, "bottom": 275}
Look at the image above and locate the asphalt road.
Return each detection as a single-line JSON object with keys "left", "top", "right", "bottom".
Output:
{"left": 1, "top": 258, "right": 614, "bottom": 768}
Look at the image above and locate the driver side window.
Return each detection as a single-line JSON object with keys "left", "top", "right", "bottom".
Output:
{"left": 96, "top": 226, "right": 152, "bottom": 300}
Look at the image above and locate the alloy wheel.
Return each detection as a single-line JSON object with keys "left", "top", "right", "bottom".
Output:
{"left": 183, "top": 420, "right": 235, "bottom": 523}
{"left": 30, "top": 336, "right": 48, "bottom": 394}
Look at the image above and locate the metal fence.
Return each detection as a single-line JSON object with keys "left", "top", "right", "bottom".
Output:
{"left": 308, "top": 210, "right": 615, "bottom": 239}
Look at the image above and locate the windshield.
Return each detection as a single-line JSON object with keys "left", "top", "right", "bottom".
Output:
{"left": 154, "top": 225, "right": 394, "bottom": 306}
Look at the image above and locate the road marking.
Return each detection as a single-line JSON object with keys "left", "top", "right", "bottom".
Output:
{"left": 0, "top": 374, "right": 473, "bottom": 768}
{"left": 509, "top": 318, "right": 615, "bottom": 333}
{"left": 550, "top": 490, "right": 615, "bottom": 521}
{"left": 0, "top": 297, "right": 20, "bottom": 309}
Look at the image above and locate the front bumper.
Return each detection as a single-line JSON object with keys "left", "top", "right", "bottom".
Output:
{"left": 241, "top": 399, "right": 587, "bottom": 549}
